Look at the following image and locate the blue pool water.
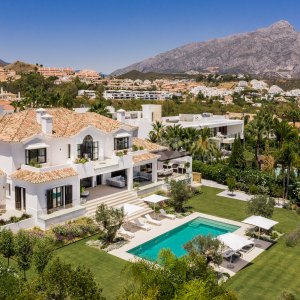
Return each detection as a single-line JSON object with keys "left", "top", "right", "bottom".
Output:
{"left": 128, "top": 217, "right": 239, "bottom": 261}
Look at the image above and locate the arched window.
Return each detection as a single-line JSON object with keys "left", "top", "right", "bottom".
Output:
{"left": 77, "top": 135, "right": 98, "bottom": 160}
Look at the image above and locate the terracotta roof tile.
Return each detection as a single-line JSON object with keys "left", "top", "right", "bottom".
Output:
{"left": 11, "top": 167, "right": 77, "bottom": 184}
{"left": 0, "top": 108, "right": 136, "bottom": 142}
{"left": 132, "top": 153, "right": 160, "bottom": 164}
{"left": 132, "top": 137, "right": 167, "bottom": 152}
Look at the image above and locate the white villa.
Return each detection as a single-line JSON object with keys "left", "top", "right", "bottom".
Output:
{"left": 113, "top": 105, "right": 244, "bottom": 150}
{"left": 103, "top": 90, "right": 178, "bottom": 101}
{"left": 0, "top": 108, "right": 188, "bottom": 230}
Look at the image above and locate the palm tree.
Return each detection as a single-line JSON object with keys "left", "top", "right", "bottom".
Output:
{"left": 148, "top": 121, "right": 165, "bottom": 143}
{"left": 89, "top": 100, "right": 111, "bottom": 117}
{"left": 245, "top": 112, "right": 266, "bottom": 169}
{"left": 273, "top": 119, "right": 298, "bottom": 149}
{"left": 191, "top": 127, "right": 220, "bottom": 162}
{"left": 278, "top": 142, "right": 298, "bottom": 199}
{"left": 163, "top": 125, "right": 184, "bottom": 151}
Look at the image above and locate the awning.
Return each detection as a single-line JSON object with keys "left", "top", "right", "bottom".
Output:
{"left": 218, "top": 232, "right": 254, "bottom": 252}
{"left": 156, "top": 150, "right": 190, "bottom": 162}
{"left": 25, "top": 143, "right": 49, "bottom": 150}
{"left": 115, "top": 132, "right": 131, "bottom": 138}
{"left": 116, "top": 203, "right": 144, "bottom": 216}
{"left": 142, "top": 194, "right": 169, "bottom": 204}
{"left": 242, "top": 216, "right": 278, "bottom": 230}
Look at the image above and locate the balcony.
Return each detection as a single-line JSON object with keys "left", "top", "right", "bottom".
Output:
{"left": 21, "top": 163, "right": 72, "bottom": 173}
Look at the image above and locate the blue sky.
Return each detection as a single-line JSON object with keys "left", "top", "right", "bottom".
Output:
{"left": 1, "top": 0, "right": 299, "bottom": 73}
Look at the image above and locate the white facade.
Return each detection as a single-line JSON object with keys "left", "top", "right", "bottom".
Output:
{"left": 119, "top": 105, "right": 244, "bottom": 149}
{"left": 103, "top": 90, "right": 178, "bottom": 100}
{"left": 0, "top": 109, "right": 160, "bottom": 230}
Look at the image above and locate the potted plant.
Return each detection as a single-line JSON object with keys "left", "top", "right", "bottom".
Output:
{"left": 80, "top": 186, "right": 89, "bottom": 197}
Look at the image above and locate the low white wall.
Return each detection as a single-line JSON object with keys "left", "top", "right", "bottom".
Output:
{"left": 0, "top": 217, "right": 35, "bottom": 233}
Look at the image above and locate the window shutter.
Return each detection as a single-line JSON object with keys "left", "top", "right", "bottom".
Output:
{"left": 46, "top": 189, "right": 53, "bottom": 210}
{"left": 93, "top": 141, "right": 98, "bottom": 160}
{"left": 15, "top": 187, "right": 21, "bottom": 210}
{"left": 65, "top": 185, "right": 72, "bottom": 205}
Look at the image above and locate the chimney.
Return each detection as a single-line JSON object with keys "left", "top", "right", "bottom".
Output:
{"left": 116, "top": 109, "right": 125, "bottom": 122}
{"left": 41, "top": 113, "right": 53, "bottom": 135}
{"left": 36, "top": 108, "right": 46, "bottom": 124}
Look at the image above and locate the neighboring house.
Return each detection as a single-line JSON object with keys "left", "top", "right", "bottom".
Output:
{"left": 0, "top": 108, "right": 163, "bottom": 229}
{"left": 116, "top": 104, "right": 244, "bottom": 150}
{"left": 103, "top": 90, "right": 178, "bottom": 100}
{"left": 78, "top": 90, "right": 97, "bottom": 99}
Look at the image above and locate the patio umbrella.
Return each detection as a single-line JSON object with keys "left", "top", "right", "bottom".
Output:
{"left": 242, "top": 215, "right": 278, "bottom": 240}
{"left": 141, "top": 194, "right": 169, "bottom": 219}
{"left": 218, "top": 232, "right": 254, "bottom": 268}
{"left": 116, "top": 203, "right": 144, "bottom": 217}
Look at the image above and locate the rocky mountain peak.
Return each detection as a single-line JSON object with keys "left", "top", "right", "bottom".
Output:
{"left": 112, "top": 21, "right": 300, "bottom": 79}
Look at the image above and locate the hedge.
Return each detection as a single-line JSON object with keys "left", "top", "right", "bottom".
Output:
{"left": 193, "top": 160, "right": 280, "bottom": 196}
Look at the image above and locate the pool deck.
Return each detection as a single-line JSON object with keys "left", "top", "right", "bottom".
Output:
{"left": 108, "top": 212, "right": 273, "bottom": 276}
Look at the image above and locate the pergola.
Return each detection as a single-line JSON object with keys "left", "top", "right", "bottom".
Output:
{"left": 242, "top": 215, "right": 278, "bottom": 239}
{"left": 218, "top": 232, "right": 254, "bottom": 252}
{"left": 142, "top": 194, "right": 169, "bottom": 219}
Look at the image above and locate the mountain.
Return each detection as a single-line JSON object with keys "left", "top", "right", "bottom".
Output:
{"left": 0, "top": 59, "right": 9, "bottom": 67}
{"left": 112, "top": 20, "right": 300, "bottom": 79}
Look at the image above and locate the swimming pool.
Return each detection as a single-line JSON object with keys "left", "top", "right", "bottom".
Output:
{"left": 128, "top": 217, "right": 239, "bottom": 261}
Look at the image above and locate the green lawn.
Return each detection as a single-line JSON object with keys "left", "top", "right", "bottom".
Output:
{"left": 0, "top": 236, "right": 127, "bottom": 300}
{"left": 56, "top": 236, "right": 127, "bottom": 299}
{"left": 186, "top": 186, "right": 300, "bottom": 300}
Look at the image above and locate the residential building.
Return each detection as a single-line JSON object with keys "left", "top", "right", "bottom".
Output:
{"left": 78, "top": 90, "right": 97, "bottom": 99}
{"left": 38, "top": 67, "right": 75, "bottom": 77}
{"left": 0, "top": 108, "right": 166, "bottom": 229}
{"left": 117, "top": 105, "right": 244, "bottom": 150}
{"left": 75, "top": 70, "right": 101, "bottom": 82}
{"left": 103, "top": 90, "right": 178, "bottom": 100}
{"left": 0, "top": 67, "right": 17, "bottom": 82}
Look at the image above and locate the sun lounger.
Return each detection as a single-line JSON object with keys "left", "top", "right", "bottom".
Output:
{"left": 131, "top": 218, "right": 151, "bottom": 231}
{"left": 240, "top": 242, "right": 255, "bottom": 253}
{"left": 145, "top": 214, "right": 162, "bottom": 226}
{"left": 118, "top": 226, "right": 135, "bottom": 238}
{"left": 159, "top": 209, "right": 176, "bottom": 220}
{"left": 222, "top": 249, "right": 241, "bottom": 262}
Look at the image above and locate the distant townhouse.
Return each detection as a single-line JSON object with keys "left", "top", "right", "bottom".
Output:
{"left": 103, "top": 90, "right": 178, "bottom": 100}
{"left": 75, "top": 69, "right": 101, "bottom": 82}
{"left": 78, "top": 90, "right": 97, "bottom": 99}
{"left": 0, "top": 108, "right": 167, "bottom": 229}
{"left": 38, "top": 67, "right": 75, "bottom": 77}
{"left": 0, "top": 67, "right": 17, "bottom": 82}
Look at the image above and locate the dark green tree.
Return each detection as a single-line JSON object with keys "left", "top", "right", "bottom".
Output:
{"left": 169, "top": 179, "right": 192, "bottom": 212}
{"left": 247, "top": 194, "right": 275, "bottom": 218}
{"left": 0, "top": 229, "right": 15, "bottom": 266}
{"left": 33, "top": 237, "right": 55, "bottom": 275}
{"left": 14, "top": 230, "right": 34, "bottom": 280}
{"left": 228, "top": 136, "right": 246, "bottom": 169}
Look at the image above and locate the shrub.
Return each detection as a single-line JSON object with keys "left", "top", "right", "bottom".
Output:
{"left": 74, "top": 157, "right": 89, "bottom": 164}
{"left": 249, "top": 184, "right": 259, "bottom": 195}
{"left": 278, "top": 290, "right": 296, "bottom": 300}
{"left": 226, "top": 177, "right": 236, "bottom": 195}
{"left": 285, "top": 227, "right": 300, "bottom": 247}
{"left": 51, "top": 218, "right": 99, "bottom": 242}
{"left": 296, "top": 207, "right": 300, "bottom": 215}
{"left": 270, "top": 231, "right": 279, "bottom": 240}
